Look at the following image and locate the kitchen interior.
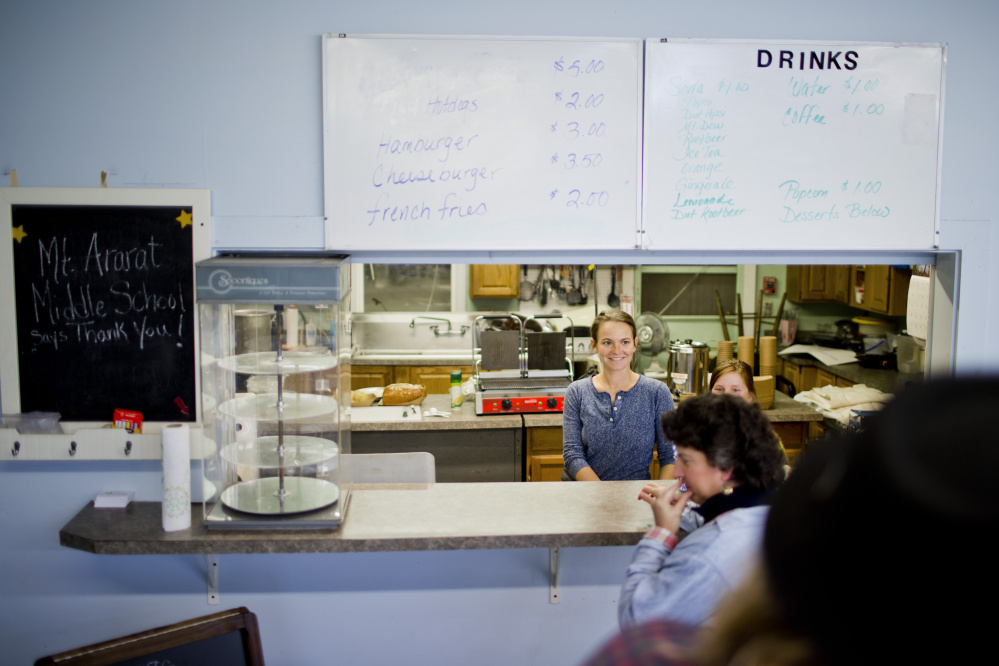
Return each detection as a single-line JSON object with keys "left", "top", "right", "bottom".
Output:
{"left": 291, "top": 261, "right": 928, "bottom": 482}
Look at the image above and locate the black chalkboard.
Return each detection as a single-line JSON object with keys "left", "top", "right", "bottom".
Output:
{"left": 34, "top": 606, "right": 264, "bottom": 666}
{"left": 11, "top": 204, "right": 197, "bottom": 422}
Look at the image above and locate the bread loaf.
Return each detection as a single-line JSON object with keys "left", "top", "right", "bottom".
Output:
{"left": 381, "top": 383, "right": 427, "bottom": 405}
{"left": 350, "top": 390, "right": 376, "bottom": 407}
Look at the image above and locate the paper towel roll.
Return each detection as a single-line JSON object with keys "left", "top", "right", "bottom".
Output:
{"left": 906, "top": 275, "right": 931, "bottom": 342}
{"left": 162, "top": 423, "right": 191, "bottom": 532}
{"left": 285, "top": 306, "right": 300, "bottom": 348}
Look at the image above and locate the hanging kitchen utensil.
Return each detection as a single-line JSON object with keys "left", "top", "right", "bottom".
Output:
{"left": 567, "top": 266, "right": 582, "bottom": 305}
{"left": 533, "top": 266, "right": 546, "bottom": 304}
{"left": 578, "top": 266, "right": 589, "bottom": 305}
{"left": 519, "top": 266, "right": 535, "bottom": 302}
{"left": 550, "top": 266, "right": 564, "bottom": 302}
{"left": 539, "top": 266, "right": 549, "bottom": 306}
{"left": 607, "top": 266, "right": 620, "bottom": 308}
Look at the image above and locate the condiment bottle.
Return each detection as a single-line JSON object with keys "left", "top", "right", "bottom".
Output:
{"left": 450, "top": 370, "right": 463, "bottom": 408}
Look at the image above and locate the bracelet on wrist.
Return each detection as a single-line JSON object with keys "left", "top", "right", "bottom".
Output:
{"left": 645, "top": 526, "right": 679, "bottom": 550}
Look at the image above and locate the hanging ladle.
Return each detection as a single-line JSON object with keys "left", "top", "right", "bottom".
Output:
{"left": 607, "top": 265, "right": 621, "bottom": 308}
{"left": 519, "top": 265, "right": 535, "bottom": 301}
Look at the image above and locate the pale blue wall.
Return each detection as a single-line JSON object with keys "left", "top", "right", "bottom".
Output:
{"left": 3, "top": 1, "right": 999, "bottom": 663}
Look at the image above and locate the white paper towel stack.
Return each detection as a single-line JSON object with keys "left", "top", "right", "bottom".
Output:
{"left": 161, "top": 423, "right": 191, "bottom": 532}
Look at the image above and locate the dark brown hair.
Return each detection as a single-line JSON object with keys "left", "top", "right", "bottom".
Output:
{"left": 661, "top": 394, "right": 785, "bottom": 493}
{"left": 589, "top": 309, "right": 637, "bottom": 341}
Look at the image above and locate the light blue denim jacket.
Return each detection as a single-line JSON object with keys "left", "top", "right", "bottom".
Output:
{"left": 618, "top": 505, "right": 769, "bottom": 628}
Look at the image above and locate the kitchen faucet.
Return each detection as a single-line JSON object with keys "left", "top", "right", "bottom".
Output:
{"left": 410, "top": 316, "right": 468, "bottom": 336}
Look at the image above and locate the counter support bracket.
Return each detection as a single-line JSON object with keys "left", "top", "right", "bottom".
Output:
{"left": 204, "top": 554, "right": 219, "bottom": 605}
{"left": 549, "top": 546, "right": 560, "bottom": 604}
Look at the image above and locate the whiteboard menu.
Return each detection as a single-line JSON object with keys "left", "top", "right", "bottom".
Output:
{"left": 323, "top": 34, "right": 643, "bottom": 251}
{"left": 642, "top": 40, "right": 945, "bottom": 250}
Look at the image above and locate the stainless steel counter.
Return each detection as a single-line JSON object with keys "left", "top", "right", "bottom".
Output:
{"left": 351, "top": 395, "right": 524, "bottom": 482}
{"left": 351, "top": 394, "right": 521, "bottom": 431}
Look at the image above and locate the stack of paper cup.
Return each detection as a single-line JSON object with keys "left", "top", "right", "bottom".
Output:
{"left": 759, "top": 336, "right": 778, "bottom": 378}
{"left": 162, "top": 423, "right": 191, "bottom": 532}
{"left": 738, "top": 336, "right": 755, "bottom": 372}
{"left": 754, "top": 375, "right": 775, "bottom": 409}
{"left": 717, "top": 340, "right": 734, "bottom": 363}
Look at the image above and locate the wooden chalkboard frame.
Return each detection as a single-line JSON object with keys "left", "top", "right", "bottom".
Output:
{"left": 33, "top": 606, "right": 264, "bottom": 665}
{"left": 1, "top": 188, "right": 211, "bottom": 432}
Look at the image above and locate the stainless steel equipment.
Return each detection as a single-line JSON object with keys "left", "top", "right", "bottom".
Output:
{"left": 474, "top": 314, "right": 574, "bottom": 414}
{"left": 196, "top": 256, "right": 351, "bottom": 529}
{"left": 666, "top": 339, "right": 710, "bottom": 396}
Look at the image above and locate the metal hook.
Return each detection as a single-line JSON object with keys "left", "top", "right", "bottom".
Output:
{"left": 11, "top": 441, "right": 19, "bottom": 457}
{"left": 124, "top": 441, "right": 132, "bottom": 456}
{"left": 69, "top": 441, "right": 77, "bottom": 456}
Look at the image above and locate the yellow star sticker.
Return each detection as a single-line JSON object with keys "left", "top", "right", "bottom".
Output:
{"left": 176, "top": 210, "right": 193, "bottom": 228}
{"left": 12, "top": 225, "right": 27, "bottom": 243}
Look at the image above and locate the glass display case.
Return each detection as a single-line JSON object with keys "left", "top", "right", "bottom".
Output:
{"left": 195, "top": 256, "right": 350, "bottom": 529}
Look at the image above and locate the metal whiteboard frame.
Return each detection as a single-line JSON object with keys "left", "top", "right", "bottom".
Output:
{"left": 322, "top": 33, "right": 644, "bottom": 251}
{"left": 641, "top": 38, "right": 946, "bottom": 251}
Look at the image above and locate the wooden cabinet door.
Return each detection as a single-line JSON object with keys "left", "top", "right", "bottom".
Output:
{"left": 351, "top": 366, "right": 394, "bottom": 390}
{"left": 404, "top": 366, "right": 474, "bottom": 394}
{"left": 802, "top": 265, "right": 832, "bottom": 300}
{"left": 781, "top": 361, "right": 801, "bottom": 395}
{"left": 772, "top": 422, "right": 807, "bottom": 448}
{"left": 526, "top": 427, "right": 563, "bottom": 482}
{"left": 852, "top": 265, "right": 911, "bottom": 315}
{"left": 830, "top": 265, "right": 851, "bottom": 303}
{"left": 530, "top": 454, "right": 566, "bottom": 482}
{"left": 469, "top": 265, "right": 520, "bottom": 298}
{"left": 866, "top": 264, "right": 892, "bottom": 313}
{"left": 797, "top": 366, "right": 818, "bottom": 392}
{"left": 788, "top": 266, "right": 825, "bottom": 302}
{"left": 816, "top": 368, "right": 836, "bottom": 389}
{"left": 788, "top": 265, "right": 850, "bottom": 303}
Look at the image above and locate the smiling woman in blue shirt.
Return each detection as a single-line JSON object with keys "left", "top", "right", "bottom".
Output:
{"left": 562, "top": 309, "right": 676, "bottom": 482}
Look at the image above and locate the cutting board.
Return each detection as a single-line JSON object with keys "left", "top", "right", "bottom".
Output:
{"left": 351, "top": 405, "right": 424, "bottom": 423}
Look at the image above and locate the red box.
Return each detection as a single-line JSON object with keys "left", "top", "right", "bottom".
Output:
{"left": 112, "top": 408, "right": 144, "bottom": 434}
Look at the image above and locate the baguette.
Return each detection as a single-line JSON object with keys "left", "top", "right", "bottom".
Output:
{"left": 381, "top": 383, "right": 427, "bottom": 406}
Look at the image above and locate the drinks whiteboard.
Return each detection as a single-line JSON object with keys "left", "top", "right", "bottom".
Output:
{"left": 642, "top": 39, "right": 945, "bottom": 250}
{"left": 323, "top": 34, "right": 643, "bottom": 251}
